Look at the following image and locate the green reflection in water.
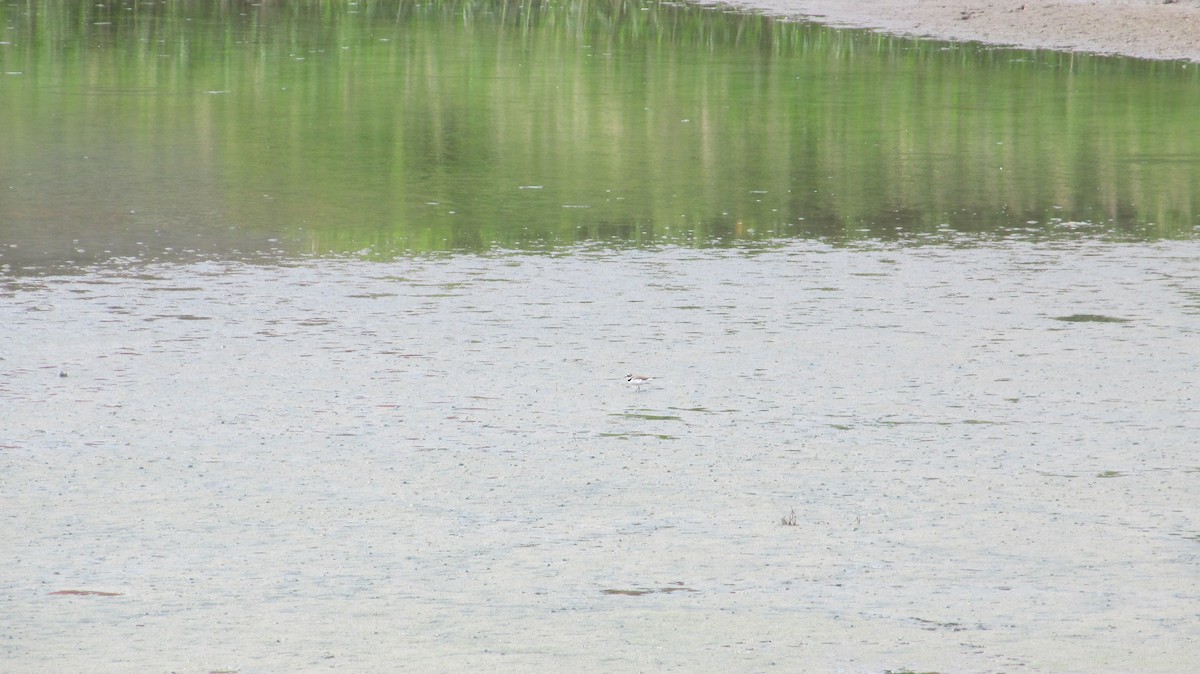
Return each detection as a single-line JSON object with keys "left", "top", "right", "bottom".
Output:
{"left": 0, "top": 0, "right": 1197, "bottom": 269}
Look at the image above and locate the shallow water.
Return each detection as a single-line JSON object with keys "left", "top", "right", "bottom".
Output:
{"left": 2, "top": 0, "right": 1199, "bottom": 671}
{"left": 3, "top": 241, "right": 1198, "bottom": 672}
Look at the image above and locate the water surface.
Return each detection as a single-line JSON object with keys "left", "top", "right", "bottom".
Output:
{"left": 3, "top": 243, "right": 1198, "bottom": 672}
{"left": 1, "top": 0, "right": 1198, "bottom": 273}
{"left": 2, "top": 2, "right": 1199, "bottom": 672}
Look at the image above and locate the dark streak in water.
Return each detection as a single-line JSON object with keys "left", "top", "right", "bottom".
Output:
{"left": 1053, "top": 314, "right": 1131, "bottom": 323}
{"left": 602, "top": 585, "right": 697, "bottom": 596}
{"left": 614, "top": 413, "right": 684, "bottom": 421}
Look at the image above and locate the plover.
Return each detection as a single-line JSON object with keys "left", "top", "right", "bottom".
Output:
{"left": 626, "top": 374, "right": 652, "bottom": 391}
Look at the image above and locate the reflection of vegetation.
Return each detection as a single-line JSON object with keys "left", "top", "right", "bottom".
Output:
{"left": 1, "top": 0, "right": 1197, "bottom": 260}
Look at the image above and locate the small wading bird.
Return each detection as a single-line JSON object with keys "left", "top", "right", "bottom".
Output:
{"left": 626, "top": 374, "right": 652, "bottom": 391}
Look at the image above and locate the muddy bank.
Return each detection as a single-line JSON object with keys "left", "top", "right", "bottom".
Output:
{"left": 697, "top": 0, "right": 1200, "bottom": 61}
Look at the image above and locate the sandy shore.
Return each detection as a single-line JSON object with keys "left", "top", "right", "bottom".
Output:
{"left": 697, "top": 0, "right": 1200, "bottom": 61}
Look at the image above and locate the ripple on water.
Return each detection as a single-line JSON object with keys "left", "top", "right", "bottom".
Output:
{"left": 1, "top": 240, "right": 1198, "bottom": 672}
